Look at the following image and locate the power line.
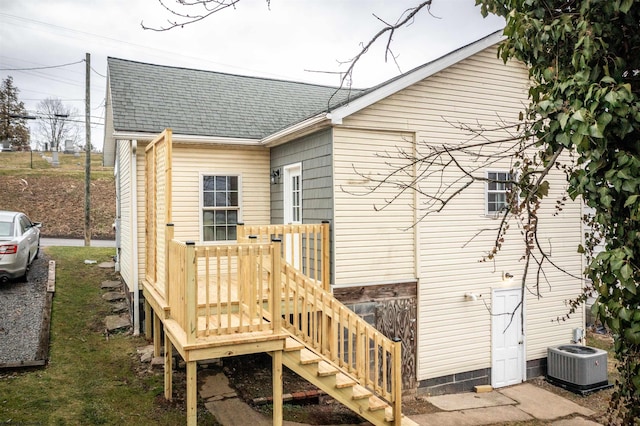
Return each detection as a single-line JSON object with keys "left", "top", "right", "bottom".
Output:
{"left": 0, "top": 59, "right": 84, "bottom": 71}
{"left": 22, "top": 98, "right": 85, "bottom": 102}
{"left": 90, "top": 66, "right": 106, "bottom": 78}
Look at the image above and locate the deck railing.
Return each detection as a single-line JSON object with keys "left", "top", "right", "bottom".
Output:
{"left": 166, "top": 239, "right": 281, "bottom": 344}
{"left": 163, "top": 224, "right": 401, "bottom": 421}
{"left": 237, "top": 222, "right": 330, "bottom": 291}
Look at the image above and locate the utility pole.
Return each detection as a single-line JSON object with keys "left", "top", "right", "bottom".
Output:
{"left": 84, "top": 52, "right": 91, "bottom": 246}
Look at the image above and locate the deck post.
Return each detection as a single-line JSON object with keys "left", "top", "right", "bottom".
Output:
{"left": 321, "top": 221, "right": 330, "bottom": 292}
{"left": 236, "top": 222, "right": 245, "bottom": 242}
{"left": 392, "top": 337, "right": 402, "bottom": 425}
{"left": 248, "top": 236, "right": 257, "bottom": 325}
{"left": 186, "top": 360, "right": 197, "bottom": 426}
{"left": 185, "top": 241, "right": 197, "bottom": 345}
{"left": 164, "top": 333, "right": 173, "bottom": 400}
{"left": 144, "top": 300, "right": 152, "bottom": 339}
{"left": 153, "top": 311, "right": 162, "bottom": 357}
{"left": 165, "top": 223, "right": 174, "bottom": 304}
{"left": 271, "top": 238, "right": 282, "bottom": 332}
{"left": 272, "top": 349, "right": 283, "bottom": 426}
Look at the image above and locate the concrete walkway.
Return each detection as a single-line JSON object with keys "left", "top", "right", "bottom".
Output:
{"left": 199, "top": 372, "right": 319, "bottom": 426}
{"left": 200, "top": 374, "right": 603, "bottom": 426}
{"left": 414, "top": 383, "right": 599, "bottom": 425}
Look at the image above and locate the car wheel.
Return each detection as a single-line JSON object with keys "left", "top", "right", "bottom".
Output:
{"left": 20, "top": 258, "right": 29, "bottom": 282}
{"left": 34, "top": 240, "right": 40, "bottom": 260}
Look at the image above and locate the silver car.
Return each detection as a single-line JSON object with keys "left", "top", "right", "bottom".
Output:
{"left": 0, "top": 211, "right": 41, "bottom": 283}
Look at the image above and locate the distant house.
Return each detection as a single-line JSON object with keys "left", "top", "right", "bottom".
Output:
{"left": 0, "top": 141, "right": 12, "bottom": 152}
{"left": 104, "top": 29, "right": 585, "bottom": 418}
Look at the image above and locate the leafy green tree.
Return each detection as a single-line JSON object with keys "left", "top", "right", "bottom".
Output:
{"left": 477, "top": 1, "right": 640, "bottom": 422}
{"left": 0, "top": 76, "right": 31, "bottom": 150}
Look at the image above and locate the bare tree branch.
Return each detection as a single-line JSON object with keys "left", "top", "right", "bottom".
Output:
{"left": 142, "top": 0, "right": 246, "bottom": 31}
{"left": 327, "top": 1, "right": 433, "bottom": 105}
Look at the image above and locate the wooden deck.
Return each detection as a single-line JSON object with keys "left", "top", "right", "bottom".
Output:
{"left": 142, "top": 224, "right": 408, "bottom": 425}
{"left": 141, "top": 130, "right": 409, "bottom": 425}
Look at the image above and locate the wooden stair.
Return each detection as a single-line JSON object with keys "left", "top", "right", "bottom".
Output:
{"left": 276, "top": 336, "right": 418, "bottom": 426}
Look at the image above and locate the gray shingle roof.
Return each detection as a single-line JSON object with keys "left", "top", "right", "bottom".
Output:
{"left": 107, "top": 57, "right": 367, "bottom": 139}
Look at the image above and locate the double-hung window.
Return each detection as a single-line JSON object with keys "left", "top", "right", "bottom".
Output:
{"left": 486, "top": 171, "right": 511, "bottom": 215}
{"left": 202, "top": 175, "right": 239, "bottom": 241}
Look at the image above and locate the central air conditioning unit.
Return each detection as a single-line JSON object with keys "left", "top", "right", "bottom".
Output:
{"left": 547, "top": 344, "right": 612, "bottom": 395}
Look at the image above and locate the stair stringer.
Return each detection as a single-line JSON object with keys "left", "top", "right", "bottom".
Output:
{"left": 274, "top": 334, "right": 417, "bottom": 426}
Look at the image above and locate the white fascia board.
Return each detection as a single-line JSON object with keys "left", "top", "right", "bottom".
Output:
{"left": 111, "top": 131, "right": 261, "bottom": 146}
{"left": 329, "top": 31, "right": 505, "bottom": 124}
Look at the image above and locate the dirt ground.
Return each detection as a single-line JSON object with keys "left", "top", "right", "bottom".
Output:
{"left": 223, "top": 353, "right": 367, "bottom": 424}
{"left": 221, "top": 333, "right": 615, "bottom": 425}
{"left": 0, "top": 173, "right": 115, "bottom": 239}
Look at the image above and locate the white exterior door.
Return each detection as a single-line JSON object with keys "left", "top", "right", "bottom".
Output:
{"left": 283, "top": 163, "right": 302, "bottom": 268}
{"left": 491, "top": 287, "right": 525, "bottom": 388}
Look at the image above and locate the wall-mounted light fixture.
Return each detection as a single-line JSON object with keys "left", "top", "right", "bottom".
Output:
{"left": 465, "top": 292, "right": 481, "bottom": 301}
{"left": 502, "top": 271, "right": 514, "bottom": 282}
{"left": 270, "top": 168, "right": 280, "bottom": 184}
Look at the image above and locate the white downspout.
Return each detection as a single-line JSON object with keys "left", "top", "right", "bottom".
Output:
{"left": 131, "top": 140, "right": 140, "bottom": 336}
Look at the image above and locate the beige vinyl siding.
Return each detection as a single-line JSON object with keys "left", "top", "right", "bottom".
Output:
{"left": 170, "top": 144, "right": 270, "bottom": 242}
{"left": 524, "top": 170, "right": 584, "bottom": 359}
{"left": 417, "top": 165, "right": 583, "bottom": 380}
{"left": 134, "top": 142, "right": 269, "bottom": 284}
{"left": 333, "top": 128, "right": 416, "bottom": 286}
{"left": 339, "top": 45, "right": 584, "bottom": 382}
{"left": 117, "top": 140, "right": 133, "bottom": 290}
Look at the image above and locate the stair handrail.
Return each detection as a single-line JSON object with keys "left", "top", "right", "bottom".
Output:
{"left": 278, "top": 260, "right": 402, "bottom": 419}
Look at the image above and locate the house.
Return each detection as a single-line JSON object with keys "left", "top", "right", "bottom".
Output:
{"left": 104, "top": 30, "right": 585, "bottom": 424}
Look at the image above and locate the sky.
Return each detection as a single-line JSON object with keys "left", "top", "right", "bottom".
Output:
{"left": 0, "top": 0, "right": 505, "bottom": 152}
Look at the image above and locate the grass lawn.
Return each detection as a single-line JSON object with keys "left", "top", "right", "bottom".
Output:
{"left": 0, "top": 247, "right": 218, "bottom": 425}
{"left": 0, "top": 151, "right": 110, "bottom": 172}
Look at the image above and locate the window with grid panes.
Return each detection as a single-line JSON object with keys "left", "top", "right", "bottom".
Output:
{"left": 486, "top": 171, "right": 511, "bottom": 214}
{"left": 202, "top": 175, "right": 239, "bottom": 241}
{"left": 291, "top": 173, "right": 301, "bottom": 222}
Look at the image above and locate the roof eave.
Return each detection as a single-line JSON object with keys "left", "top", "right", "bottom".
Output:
{"left": 261, "top": 113, "right": 332, "bottom": 148}
{"left": 329, "top": 30, "right": 505, "bottom": 124}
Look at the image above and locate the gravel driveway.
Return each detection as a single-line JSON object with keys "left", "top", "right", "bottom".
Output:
{"left": 0, "top": 253, "right": 51, "bottom": 367}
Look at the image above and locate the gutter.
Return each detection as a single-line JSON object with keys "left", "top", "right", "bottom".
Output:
{"left": 113, "top": 131, "right": 261, "bottom": 146}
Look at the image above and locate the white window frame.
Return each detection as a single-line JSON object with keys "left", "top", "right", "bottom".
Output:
{"left": 283, "top": 163, "right": 302, "bottom": 224}
{"left": 199, "top": 173, "right": 243, "bottom": 242}
{"left": 485, "top": 170, "right": 512, "bottom": 216}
